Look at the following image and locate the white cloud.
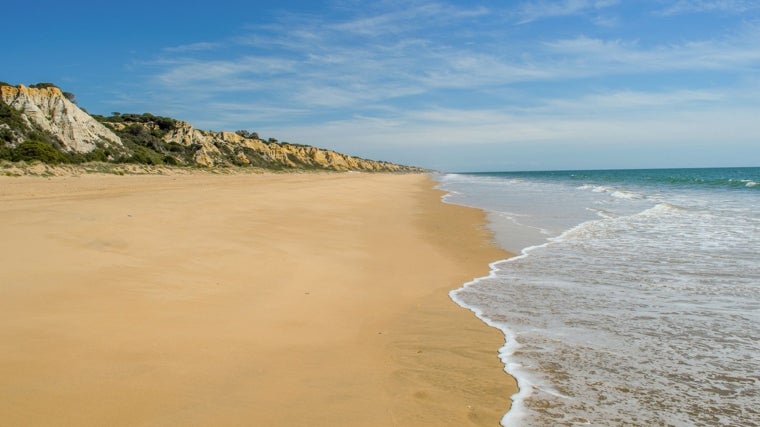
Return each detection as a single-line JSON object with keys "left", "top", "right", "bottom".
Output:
{"left": 156, "top": 57, "right": 298, "bottom": 88}
{"left": 150, "top": 8, "right": 760, "bottom": 113}
{"left": 163, "top": 42, "right": 220, "bottom": 53}
{"left": 515, "top": 0, "right": 620, "bottom": 23}
{"left": 542, "top": 89, "right": 727, "bottom": 111}
{"left": 131, "top": 1, "right": 760, "bottom": 169}
{"left": 254, "top": 103, "right": 759, "bottom": 171}
{"left": 329, "top": 2, "right": 489, "bottom": 37}
{"left": 657, "top": 0, "right": 760, "bottom": 16}
{"left": 543, "top": 31, "right": 760, "bottom": 73}
{"left": 263, "top": 84, "right": 760, "bottom": 150}
{"left": 187, "top": 102, "right": 310, "bottom": 132}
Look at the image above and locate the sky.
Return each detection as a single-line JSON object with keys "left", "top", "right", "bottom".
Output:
{"left": 3, "top": 0, "right": 760, "bottom": 171}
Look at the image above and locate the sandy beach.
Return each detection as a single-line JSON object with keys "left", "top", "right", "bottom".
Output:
{"left": 0, "top": 172, "right": 516, "bottom": 426}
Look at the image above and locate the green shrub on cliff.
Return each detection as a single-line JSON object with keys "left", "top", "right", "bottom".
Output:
{"left": 93, "top": 113, "right": 198, "bottom": 165}
{"left": 2, "top": 99, "right": 65, "bottom": 164}
{"left": 96, "top": 112, "right": 177, "bottom": 130}
{"left": 2, "top": 88, "right": 421, "bottom": 171}
{"left": 0, "top": 99, "right": 27, "bottom": 131}
{"left": 28, "top": 82, "right": 59, "bottom": 90}
{"left": 82, "top": 148, "right": 110, "bottom": 163}
{"left": 0, "top": 144, "right": 11, "bottom": 161}
{"left": 235, "top": 130, "right": 259, "bottom": 140}
{"left": 11, "top": 139, "right": 66, "bottom": 164}
{"left": 122, "top": 143, "right": 165, "bottom": 165}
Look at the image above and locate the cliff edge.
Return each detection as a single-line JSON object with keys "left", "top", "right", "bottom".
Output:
{"left": 0, "top": 84, "right": 122, "bottom": 152}
{"left": 0, "top": 82, "right": 423, "bottom": 172}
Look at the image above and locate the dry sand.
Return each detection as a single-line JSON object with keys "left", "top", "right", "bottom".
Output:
{"left": 0, "top": 172, "right": 517, "bottom": 426}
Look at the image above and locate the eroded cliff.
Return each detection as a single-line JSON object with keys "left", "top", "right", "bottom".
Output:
{"left": 0, "top": 84, "right": 122, "bottom": 152}
{"left": 1, "top": 83, "right": 421, "bottom": 172}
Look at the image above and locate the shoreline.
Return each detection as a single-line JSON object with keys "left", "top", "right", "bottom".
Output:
{"left": 449, "top": 257, "right": 528, "bottom": 427}
{"left": 0, "top": 171, "right": 517, "bottom": 426}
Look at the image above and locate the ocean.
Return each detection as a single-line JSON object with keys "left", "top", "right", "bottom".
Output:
{"left": 436, "top": 167, "right": 760, "bottom": 427}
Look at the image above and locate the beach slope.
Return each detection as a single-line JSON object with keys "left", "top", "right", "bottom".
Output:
{"left": 0, "top": 172, "right": 515, "bottom": 426}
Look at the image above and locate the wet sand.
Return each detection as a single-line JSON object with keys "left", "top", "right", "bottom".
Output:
{"left": 0, "top": 172, "right": 516, "bottom": 426}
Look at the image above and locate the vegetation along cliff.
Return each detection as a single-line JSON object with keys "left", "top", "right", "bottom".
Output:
{"left": 0, "top": 82, "right": 422, "bottom": 172}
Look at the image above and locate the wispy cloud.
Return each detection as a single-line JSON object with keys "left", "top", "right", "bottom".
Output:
{"left": 156, "top": 57, "right": 298, "bottom": 88}
{"left": 149, "top": 3, "right": 760, "bottom": 111}
{"left": 329, "top": 2, "right": 489, "bottom": 36}
{"left": 129, "top": 1, "right": 760, "bottom": 169}
{"left": 515, "top": 0, "right": 620, "bottom": 23}
{"left": 543, "top": 30, "right": 760, "bottom": 73}
{"left": 163, "top": 42, "right": 220, "bottom": 53}
{"left": 657, "top": 0, "right": 760, "bottom": 16}
{"left": 150, "top": 3, "right": 502, "bottom": 107}
{"left": 260, "top": 97, "right": 760, "bottom": 170}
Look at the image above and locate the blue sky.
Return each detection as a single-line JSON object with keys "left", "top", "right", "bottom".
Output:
{"left": 4, "top": 0, "right": 760, "bottom": 171}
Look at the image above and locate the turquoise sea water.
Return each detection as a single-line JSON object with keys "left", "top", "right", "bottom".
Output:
{"left": 437, "top": 168, "right": 760, "bottom": 427}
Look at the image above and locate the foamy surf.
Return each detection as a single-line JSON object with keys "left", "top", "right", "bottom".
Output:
{"left": 439, "top": 167, "right": 760, "bottom": 426}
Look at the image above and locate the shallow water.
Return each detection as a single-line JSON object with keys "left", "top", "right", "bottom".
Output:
{"left": 439, "top": 168, "right": 760, "bottom": 426}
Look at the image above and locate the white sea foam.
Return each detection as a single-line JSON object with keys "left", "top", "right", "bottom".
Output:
{"left": 586, "top": 207, "right": 616, "bottom": 219}
{"left": 438, "top": 171, "right": 760, "bottom": 426}
{"left": 577, "top": 183, "right": 644, "bottom": 200}
{"left": 610, "top": 189, "right": 643, "bottom": 199}
{"left": 449, "top": 247, "right": 550, "bottom": 427}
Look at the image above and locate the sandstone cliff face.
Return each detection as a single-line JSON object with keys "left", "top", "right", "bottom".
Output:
{"left": 3, "top": 83, "right": 420, "bottom": 172}
{"left": 1, "top": 85, "right": 122, "bottom": 152}
{"left": 156, "top": 120, "right": 414, "bottom": 171}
